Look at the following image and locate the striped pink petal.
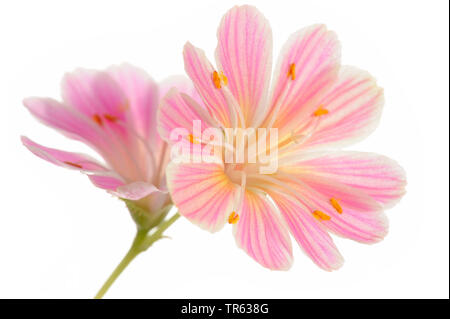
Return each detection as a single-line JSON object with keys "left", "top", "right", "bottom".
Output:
{"left": 88, "top": 174, "right": 124, "bottom": 190}
{"left": 166, "top": 160, "right": 237, "bottom": 232}
{"left": 23, "top": 97, "right": 110, "bottom": 152}
{"left": 62, "top": 69, "right": 128, "bottom": 122}
{"left": 107, "top": 64, "right": 159, "bottom": 145}
{"left": 158, "top": 88, "right": 217, "bottom": 143}
{"left": 300, "top": 66, "right": 384, "bottom": 149}
{"left": 159, "top": 74, "right": 202, "bottom": 105}
{"left": 288, "top": 174, "right": 388, "bottom": 244}
{"left": 233, "top": 189, "right": 293, "bottom": 270}
{"left": 111, "top": 181, "right": 162, "bottom": 201}
{"left": 183, "top": 42, "right": 237, "bottom": 127}
{"left": 215, "top": 5, "right": 272, "bottom": 126}
{"left": 22, "top": 136, "right": 125, "bottom": 191}
{"left": 290, "top": 151, "right": 406, "bottom": 208}
{"left": 269, "top": 190, "right": 343, "bottom": 271}
{"left": 266, "top": 24, "right": 340, "bottom": 139}
{"left": 21, "top": 136, "right": 107, "bottom": 172}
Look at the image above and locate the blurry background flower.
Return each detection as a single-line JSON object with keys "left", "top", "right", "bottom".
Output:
{"left": 22, "top": 64, "right": 194, "bottom": 297}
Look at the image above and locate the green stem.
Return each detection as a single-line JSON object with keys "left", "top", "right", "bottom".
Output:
{"left": 94, "top": 213, "right": 180, "bottom": 299}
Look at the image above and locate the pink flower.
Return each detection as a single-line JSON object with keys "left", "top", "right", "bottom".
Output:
{"left": 23, "top": 64, "right": 194, "bottom": 227}
{"left": 158, "top": 6, "right": 406, "bottom": 270}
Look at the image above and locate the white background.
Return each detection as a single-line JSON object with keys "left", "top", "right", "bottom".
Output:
{"left": 0, "top": 0, "right": 448, "bottom": 299}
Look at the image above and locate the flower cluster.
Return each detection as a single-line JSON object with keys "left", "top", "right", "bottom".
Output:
{"left": 22, "top": 4, "right": 406, "bottom": 297}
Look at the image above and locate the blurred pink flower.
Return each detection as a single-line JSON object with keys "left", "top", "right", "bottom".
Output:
{"left": 23, "top": 64, "right": 193, "bottom": 227}
{"left": 159, "top": 6, "right": 406, "bottom": 270}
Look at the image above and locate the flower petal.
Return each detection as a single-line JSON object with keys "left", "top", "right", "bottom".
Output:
{"left": 107, "top": 64, "right": 173, "bottom": 184}
{"left": 111, "top": 181, "right": 162, "bottom": 201}
{"left": 301, "top": 66, "right": 384, "bottom": 149}
{"left": 23, "top": 97, "right": 109, "bottom": 151}
{"left": 62, "top": 69, "right": 128, "bottom": 121}
{"left": 159, "top": 74, "right": 202, "bottom": 104}
{"left": 107, "top": 64, "right": 159, "bottom": 144}
{"left": 88, "top": 174, "right": 124, "bottom": 190}
{"left": 158, "top": 88, "right": 218, "bottom": 143}
{"left": 21, "top": 136, "right": 107, "bottom": 172}
{"left": 265, "top": 24, "right": 340, "bottom": 138}
{"left": 269, "top": 190, "right": 343, "bottom": 271}
{"left": 215, "top": 5, "right": 272, "bottom": 126}
{"left": 166, "top": 160, "right": 237, "bottom": 232}
{"left": 21, "top": 136, "right": 125, "bottom": 191}
{"left": 233, "top": 189, "right": 293, "bottom": 270}
{"left": 284, "top": 151, "right": 406, "bottom": 208}
{"left": 183, "top": 42, "right": 237, "bottom": 127}
{"left": 284, "top": 174, "right": 388, "bottom": 244}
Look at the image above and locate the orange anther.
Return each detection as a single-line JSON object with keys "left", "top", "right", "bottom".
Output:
{"left": 187, "top": 134, "right": 200, "bottom": 144}
{"left": 330, "top": 198, "right": 343, "bottom": 214}
{"left": 288, "top": 63, "right": 296, "bottom": 80}
{"left": 64, "top": 161, "right": 83, "bottom": 169}
{"left": 92, "top": 114, "right": 103, "bottom": 126}
{"left": 313, "top": 210, "right": 331, "bottom": 221}
{"left": 104, "top": 114, "right": 119, "bottom": 122}
{"left": 228, "top": 211, "right": 240, "bottom": 224}
{"left": 220, "top": 71, "right": 228, "bottom": 86}
{"left": 212, "top": 71, "right": 222, "bottom": 89}
{"left": 313, "top": 105, "right": 329, "bottom": 117}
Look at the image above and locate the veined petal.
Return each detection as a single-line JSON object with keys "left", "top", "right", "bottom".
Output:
{"left": 21, "top": 136, "right": 107, "bottom": 172}
{"left": 166, "top": 160, "right": 237, "bottom": 232}
{"left": 62, "top": 69, "right": 128, "bottom": 122}
{"left": 269, "top": 190, "right": 343, "bottom": 271}
{"left": 107, "top": 64, "right": 159, "bottom": 144}
{"left": 61, "top": 70, "right": 136, "bottom": 169}
{"left": 265, "top": 24, "right": 340, "bottom": 138}
{"left": 283, "top": 151, "right": 406, "bottom": 208}
{"left": 21, "top": 136, "right": 126, "bottom": 192}
{"left": 23, "top": 97, "right": 109, "bottom": 151}
{"left": 158, "top": 88, "right": 217, "bottom": 143}
{"left": 111, "top": 181, "right": 163, "bottom": 201}
{"left": 233, "top": 189, "right": 293, "bottom": 270}
{"left": 215, "top": 5, "right": 272, "bottom": 126}
{"left": 159, "top": 74, "right": 202, "bottom": 105}
{"left": 107, "top": 64, "right": 171, "bottom": 184}
{"left": 300, "top": 66, "right": 384, "bottom": 149}
{"left": 184, "top": 42, "right": 236, "bottom": 127}
{"left": 285, "top": 174, "right": 388, "bottom": 244}
{"left": 88, "top": 173, "right": 124, "bottom": 190}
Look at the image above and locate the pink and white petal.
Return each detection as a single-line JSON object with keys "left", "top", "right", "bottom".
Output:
{"left": 21, "top": 136, "right": 107, "bottom": 172}
{"left": 62, "top": 69, "right": 128, "bottom": 121}
{"left": 215, "top": 5, "right": 272, "bottom": 126}
{"left": 23, "top": 97, "right": 110, "bottom": 152}
{"left": 265, "top": 24, "right": 341, "bottom": 138}
{"left": 268, "top": 190, "right": 343, "bottom": 271}
{"left": 301, "top": 66, "right": 384, "bottom": 149}
{"left": 285, "top": 174, "right": 388, "bottom": 244}
{"left": 285, "top": 151, "right": 406, "bottom": 208}
{"left": 88, "top": 173, "right": 125, "bottom": 191}
{"left": 159, "top": 75, "right": 203, "bottom": 105}
{"left": 233, "top": 189, "right": 293, "bottom": 270}
{"left": 107, "top": 64, "right": 168, "bottom": 183}
{"left": 107, "top": 64, "right": 159, "bottom": 143}
{"left": 158, "top": 88, "right": 218, "bottom": 143}
{"left": 184, "top": 42, "right": 236, "bottom": 127}
{"left": 166, "top": 160, "right": 237, "bottom": 232}
{"left": 111, "top": 181, "right": 163, "bottom": 201}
